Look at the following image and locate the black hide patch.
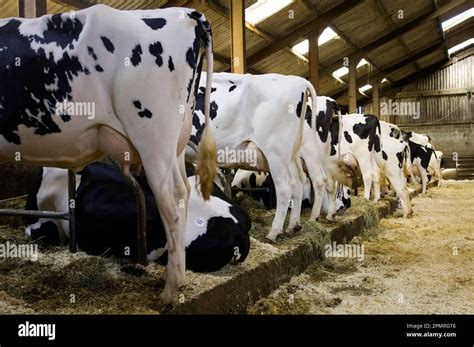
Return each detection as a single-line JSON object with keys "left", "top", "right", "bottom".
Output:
{"left": 396, "top": 151, "right": 404, "bottom": 168}
{"left": 149, "top": 41, "right": 163, "bottom": 67}
{"left": 344, "top": 131, "right": 352, "bottom": 143}
{"left": 191, "top": 86, "right": 218, "bottom": 144}
{"left": 100, "top": 36, "right": 115, "bottom": 53}
{"left": 142, "top": 18, "right": 167, "bottom": 30}
{"left": 168, "top": 56, "right": 175, "bottom": 71}
{"left": 352, "top": 114, "right": 381, "bottom": 152}
{"left": 87, "top": 46, "right": 97, "bottom": 60}
{"left": 409, "top": 141, "right": 434, "bottom": 170}
{"left": 329, "top": 120, "right": 339, "bottom": 156}
{"left": 130, "top": 44, "right": 142, "bottom": 66}
{"left": 0, "top": 17, "right": 85, "bottom": 144}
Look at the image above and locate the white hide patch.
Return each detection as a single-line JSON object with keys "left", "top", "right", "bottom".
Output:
{"left": 186, "top": 176, "right": 237, "bottom": 247}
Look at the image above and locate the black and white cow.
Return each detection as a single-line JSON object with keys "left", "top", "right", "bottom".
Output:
{"left": 375, "top": 121, "right": 412, "bottom": 217}
{"left": 407, "top": 140, "right": 442, "bottom": 193}
{"left": 25, "top": 163, "right": 251, "bottom": 273}
{"left": 231, "top": 169, "right": 351, "bottom": 216}
{"left": 318, "top": 113, "right": 383, "bottom": 204}
{"left": 402, "top": 130, "right": 441, "bottom": 191}
{"left": 0, "top": 5, "right": 216, "bottom": 302}
{"left": 188, "top": 72, "right": 318, "bottom": 241}
{"left": 404, "top": 131, "right": 433, "bottom": 148}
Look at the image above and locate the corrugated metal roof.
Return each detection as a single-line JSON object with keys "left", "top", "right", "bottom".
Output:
{"left": 0, "top": 0, "right": 469, "bottom": 103}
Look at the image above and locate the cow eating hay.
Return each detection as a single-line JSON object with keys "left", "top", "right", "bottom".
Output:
{"left": 0, "top": 5, "right": 216, "bottom": 303}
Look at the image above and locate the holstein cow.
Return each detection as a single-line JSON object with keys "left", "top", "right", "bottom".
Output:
{"left": 318, "top": 113, "right": 383, "bottom": 205}
{"left": 406, "top": 140, "right": 442, "bottom": 193}
{"left": 402, "top": 130, "right": 442, "bottom": 189}
{"left": 0, "top": 5, "right": 216, "bottom": 302}
{"left": 231, "top": 169, "right": 351, "bottom": 216}
{"left": 188, "top": 72, "right": 317, "bottom": 241}
{"left": 299, "top": 96, "right": 342, "bottom": 221}
{"left": 404, "top": 131, "right": 433, "bottom": 148}
{"left": 375, "top": 121, "right": 412, "bottom": 217}
{"left": 295, "top": 104, "right": 382, "bottom": 220}
{"left": 25, "top": 163, "right": 251, "bottom": 272}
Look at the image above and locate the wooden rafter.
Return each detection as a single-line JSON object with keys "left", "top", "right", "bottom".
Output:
{"left": 330, "top": 41, "right": 446, "bottom": 99}
{"left": 299, "top": 0, "right": 383, "bottom": 78}
{"left": 246, "top": 0, "right": 363, "bottom": 65}
{"left": 373, "top": 0, "right": 422, "bottom": 73}
{"left": 203, "top": 0, "right": 308, "bottom": 64}
{"left": 319, "top": 0, "right": 467, "bottom": 78}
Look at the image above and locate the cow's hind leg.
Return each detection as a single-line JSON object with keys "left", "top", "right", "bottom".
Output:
{"left": 266, "top": 166, "right": 292, "bottom": 242}
{"left": 145, "top": 159, "right": 189, "bottom": 303}
{"left": 387, "top": 170, "right": 412, "bottom": 217}
{"left": 357, "top": 158, "right": 374, "bottom": 200}
{"left": 420, "top": 166, "right": 428, "bottom": 194}
{"left": 286, "top": 160, "right": 305, "bottom": 233}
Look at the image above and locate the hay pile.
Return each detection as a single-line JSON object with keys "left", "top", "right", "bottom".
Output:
{"left": 249, "top": 181, "right": 474, "bottom": 314}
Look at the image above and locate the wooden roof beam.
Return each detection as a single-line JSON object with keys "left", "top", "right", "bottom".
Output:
{"left": 55, "top": 0, "right": 94, "bottom": 9}
{"left": 300, "top": 0, "right": 384, "bottom": 77}
{"left": 320, "top": 0, "right": 467, "bottom": 78}
{"left": 329, "top": 41, "right": 446, "bottom": 99}
{"left": 373, "top": 0, "right": 422, "bottom": 73}
{"left": 204, "top": 0, "right": 308, "bottom": 63}
{"left": 246, "top": 0, "right": 363, "bottom": 65}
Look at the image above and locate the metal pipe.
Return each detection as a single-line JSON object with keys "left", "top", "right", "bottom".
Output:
{"left": 0, "top": 209, "right": 69, "bottom": 219}
{"left": 68, "top": 169, "right": 77, "bottom": 253}
{"left": 232, "top": 187, "right": 271, "bottom": 193}
{"left": 125, "top": 174, "right": 147, "bottom": 265}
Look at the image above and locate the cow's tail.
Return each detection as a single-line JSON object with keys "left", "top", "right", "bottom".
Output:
{"left": 196, "top": 16, "right": 216, "bottom": 200}
{"left": 404, "top": 144, "right": 414, "bottom": 184}
{"left": 306, "top": 80, "right": 318, "bottom": 131}
{"left": 291, "top": 83, "right": 310, "bottom": 161}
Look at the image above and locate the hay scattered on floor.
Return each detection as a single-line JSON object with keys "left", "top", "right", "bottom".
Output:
{"left": 249, "top": 180, "right": 474, "bottom": 314}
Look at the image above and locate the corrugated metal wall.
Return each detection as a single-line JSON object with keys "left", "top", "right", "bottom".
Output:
{"left": 365, "top": 53, "right": 473, "bottom": 126}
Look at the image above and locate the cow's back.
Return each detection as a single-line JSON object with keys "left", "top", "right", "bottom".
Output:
{"left": 0, "top": 5, "right": 207, "bottom": 167}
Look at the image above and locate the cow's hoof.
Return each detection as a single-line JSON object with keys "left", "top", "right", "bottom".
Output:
{"left": 159, "top": 286, "right": 176, "bottom": 304}
{"left": 285, "top": 224, "right": 301, "bottom": 233}
{"left": 266, "top": 229, "right": 282, "bottom": 242}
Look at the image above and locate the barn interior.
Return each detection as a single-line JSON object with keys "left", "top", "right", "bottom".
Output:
{"left": 1, "top": 0, "right": 472, "bottom": 178}
{"left": 0, "top": 0, "right": 473, "bottom": 316}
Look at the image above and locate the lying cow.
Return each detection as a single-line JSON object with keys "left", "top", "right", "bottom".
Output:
{"left": 188, "top": 72, "right": 318, "bottom": 241}
{"left": 25, "top": 163, "right": 251, "bottom": 273}
{"left": 232, "top": 169, "right": 351, "bottom": 216}
{"left": 0, "top": 5, "right": 215, "bottom": 302}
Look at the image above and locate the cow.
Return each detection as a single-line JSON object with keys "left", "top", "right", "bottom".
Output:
{"left": 24, "top": 163, "right": 250, "bottom": 272}
{"left": 403, "top": 131, "right": 442, "bottom": 188}
{"left": 0, "top": 5, "right": 216, "bottom": 302}
{"left": 407, "top": 140, "right": 442, "bottom": 193}
{"left": 187, "top": 72, "right": 318, "bottom": 241}
{"left": 317, "top": 113, "right": 383, "bottom": 207}
{"left": 294, "top": 106, "right": 383, "bottom": 220}
{"left": 404, "top": 131, "right": 433, "bottom": 148}
{"left": 231, "top": 169, "right": 351, "bottom": 216}
{"left": 375, "top": 121, "right": 412, "bottom": 217}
